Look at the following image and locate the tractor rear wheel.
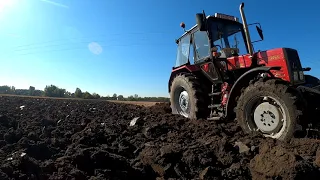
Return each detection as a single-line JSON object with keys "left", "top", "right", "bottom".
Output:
{"left": 170, "top": 73, "right": 209, "bottom": 120}
{"left": 235, "top": 79, "right": 302, "bottom": 141}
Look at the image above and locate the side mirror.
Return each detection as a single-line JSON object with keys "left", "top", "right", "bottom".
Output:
{"left": 249, "top": 23, "right": 264, "bottom": 44}
{"left": 256, "top": 26, "right": 264, "bottom": 40}
{"left": 302, "top": 67, "right": 311, "bottom": 71}
{"left": 196, "top": 13, "right": 207, "bottom": 31}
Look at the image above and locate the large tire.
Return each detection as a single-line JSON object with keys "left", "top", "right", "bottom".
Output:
{"left": 169, "top": 73, "right": 209, "bottom": 120}
{"left": 235, "top": 78, "right": 302, "bottom": 141}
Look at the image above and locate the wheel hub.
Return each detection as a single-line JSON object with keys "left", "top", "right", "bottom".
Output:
{"left": 178, "top": 90, "right": 189, "bottom": 117}
{"left": 253, "top": 101, "right": 283, "bottom": 133}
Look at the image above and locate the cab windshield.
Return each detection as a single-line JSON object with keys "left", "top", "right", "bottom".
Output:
{"left": 192, "top": 19, "right": 248, "bottom": 62}
{"left": 209, "top": 19, "right": 248, "bottom": 57}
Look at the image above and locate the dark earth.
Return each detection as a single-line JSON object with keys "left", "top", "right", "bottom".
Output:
{"left": 0, "top": 95, "right": 320, "bottom": 180}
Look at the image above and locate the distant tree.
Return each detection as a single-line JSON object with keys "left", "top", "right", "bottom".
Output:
{"left": 33, "top": 90, "right": 43, "bottom": 96}
{"left": 112, "top": 93, "right": 117, "bottom": 100}
{"left": 92, "top": 93, "right": 101, "bottom": 99}
{"left": 75, "top": 88, "right": 83, "bottom": 98}
{"left": 14, "top": 89, "right": 29, "bottom": 96}
{"left": 118, "top": 95, "right": 124, "bottom": 100}
{"left": 127, "top": 95, "right": 134, "bottom": 101}
{"left": 58, "top": 88, "right": 66, "bottom": 97}
{"left": 0, "top": 85, "right": 13, "bottom": 94}
{"left": 0, "top": 84, "right": 171, "bottom": 102}
{"left": 44, "top": 85, "right": 65, "bottom": 97}
{"left": 44, "top": 85, "right": 57, "bottom": 97}
{"left": 11, "top": 86, "right": 15, "bottom": 93}
{"left": 64, "top": 91, "right": 72, "bottom": 98}
{"left": 29, "top": 86, "right": 35, "bottom": 96}
{"left": 83, "top": 91, "right": 93, "bottom": 99}
{"left": 105, "top": 95, "right": 111, "bottom": 100}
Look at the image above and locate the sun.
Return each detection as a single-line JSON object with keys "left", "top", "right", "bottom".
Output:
{"left": 0, "top": 0, "right": 17, "bottom": 13}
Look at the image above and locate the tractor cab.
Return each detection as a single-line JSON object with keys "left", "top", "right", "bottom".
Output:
{"left": 174, "top": 13, "right": 250, "bottom": 68}
{"left": 174, "top": 9, "right": 264, "bottom": 69}
{"left": 174, "top": 10, "right": 265, "bottom": 84}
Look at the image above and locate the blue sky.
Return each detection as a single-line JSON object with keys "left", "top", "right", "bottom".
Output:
{"left": 0, "top": 0, "right": 319, "bottom": 97}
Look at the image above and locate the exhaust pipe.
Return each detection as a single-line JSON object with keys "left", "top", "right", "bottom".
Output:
{"left": 239, "top": 3, "right": 253, "bottom": 56}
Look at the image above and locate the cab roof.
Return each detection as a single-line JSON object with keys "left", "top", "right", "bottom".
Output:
{"left": 176, "top": 14, "right": 242, "bottom": 43}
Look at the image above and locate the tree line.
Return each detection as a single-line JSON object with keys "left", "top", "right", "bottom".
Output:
{"left": 0, "top": 85, "right": 169, "bottom": 102}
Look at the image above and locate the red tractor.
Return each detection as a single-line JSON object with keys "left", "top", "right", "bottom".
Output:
{"left": 169, "top": 3, "right": 320, "bottom": 141}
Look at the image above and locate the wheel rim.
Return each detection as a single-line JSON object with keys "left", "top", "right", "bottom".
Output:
{"left": 178, "top": 90, "right": 189, "bottom": 117}
{"left": 173, "top": 86, "right": 190, "bottom": 118}
{"left": 245, "top": 96, "right": 286, "bottom": 139}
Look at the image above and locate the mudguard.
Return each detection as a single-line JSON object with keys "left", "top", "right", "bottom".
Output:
{"left": 225, "top": 66, "right": 281, "bottom": 120}
{"left": 168, "top": 65, "right": 200, "bottom": 93}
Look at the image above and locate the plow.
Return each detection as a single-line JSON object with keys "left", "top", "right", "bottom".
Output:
{"left": 169, "top": 2, "right": 320, "bottom": 141}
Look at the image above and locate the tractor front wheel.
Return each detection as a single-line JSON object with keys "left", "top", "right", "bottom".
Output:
{"left": 236, "top": 79, "right": 302, "bottom": 141}
{"left": 170, "top": 73, "right": 208, "bottom": 120}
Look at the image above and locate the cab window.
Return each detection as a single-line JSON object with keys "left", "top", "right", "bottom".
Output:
{"left": 175, "top": 35, "right": 190, "bottom": 67}
{"left": 193, "top": 30, "right": 210, "bottom": 62}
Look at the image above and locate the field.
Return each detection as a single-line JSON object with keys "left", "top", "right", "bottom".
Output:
{"left": 107, "top": 100, "right": 158, "bottom": 107}
{"left": 0, "top": 94, "right": 160, "bottom": 107}
{"left": 0, "top": 95, "right": 320, "bottom": 179}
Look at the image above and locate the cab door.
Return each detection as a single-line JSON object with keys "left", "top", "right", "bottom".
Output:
{"left": 192, "top": 30, "right": 221, "bottom": 82}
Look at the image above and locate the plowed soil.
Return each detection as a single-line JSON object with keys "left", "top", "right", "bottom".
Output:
{"left": 0, "top": 95, "right": 320, "bottom": 180}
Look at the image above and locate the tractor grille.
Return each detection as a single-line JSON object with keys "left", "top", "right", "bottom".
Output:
{"left": 283, "top": 48, "right": 302, "bottom": 71}
{"left": 283, "top": 48, "right": 304, "bottom": 83}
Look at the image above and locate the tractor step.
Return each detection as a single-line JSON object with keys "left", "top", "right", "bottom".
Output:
{"left": 208, "top": 104, "right": 221, "bottom": 109}
{"left": 207, "top": 116, "right": 221, "bottom": 120}
{"left": 207, "top": 113, "right": 224, "bottom": 121}
{"left": 209, "top": 92, "right": 221, "bottom": 96}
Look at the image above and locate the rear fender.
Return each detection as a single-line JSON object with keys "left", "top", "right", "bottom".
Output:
{"left": 168, "top": 65, "right": 200, "bottom": 93}
{"left": 226, "top": 66, "right": 281, "bottom": 120}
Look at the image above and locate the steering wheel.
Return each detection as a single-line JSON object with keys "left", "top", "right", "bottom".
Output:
{"left": 211, "top": 45, "right": 222, "bottom": 52}
{"left": 214, "top": 45, "right": 222, "bottom": 49}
